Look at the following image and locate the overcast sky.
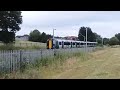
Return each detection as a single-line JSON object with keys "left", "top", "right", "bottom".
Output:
{"left": 16, "top": 11, "right": 120, "bottom": 38}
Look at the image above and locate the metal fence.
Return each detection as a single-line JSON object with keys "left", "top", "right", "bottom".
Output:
{"left": 0, "top": 47, "right": 96, "bottom": 73}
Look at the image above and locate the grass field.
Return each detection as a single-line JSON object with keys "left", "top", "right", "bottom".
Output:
{"left": 50, "top": 46, "right": 120, "bottom": 79}
{"left": 1, "top": 46, "right": 120, "bottom": 79}
{"left": 15, "top": 40, "right": 46, "bottom": 48}
{"left": 0, "top": 40, "right": 46, "bottom": 50}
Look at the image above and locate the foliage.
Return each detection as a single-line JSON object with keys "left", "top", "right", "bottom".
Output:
{"left": 29, "top": 29, "right": 41, "bottom": 42}
{"left": 41, "top": 32, "right": 47, "bottom": 43}
{"left": 78, "top": 27, "right": 86, "bottom": 41}
{"left": 29, "top": 30, "right": 52, "bottom": 43}
{"left": 0, "top": 31, "right": 15, "bottom": 44}
{"left": 78, "top": 26, "right": 96, "bottom": 42}
{"left": 0, "top": 11, "right": 22, "bottom": 44}
{"left": 103, "top": 38, "right": 109, "bottom": 45}
{"left": 115, "top": 33, "right": 120, "bottom": 44}
{"left": 109, "top": 37, "right": 119, "bottom": 46}
{"left": 94, "top": 32, "right": 103, "bottom": 45}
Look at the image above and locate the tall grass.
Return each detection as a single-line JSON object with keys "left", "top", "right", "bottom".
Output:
{"left": 0, "top": 44, "right": 22, "bottom": 50}
{"left": 19, "top": 51, "right": 86, "bottom": 73}
{"left": 0, "top": 43, "right": 45, "bottom": 50}
{"left": 0, "top": 51, "right": 87, "bottom": 79}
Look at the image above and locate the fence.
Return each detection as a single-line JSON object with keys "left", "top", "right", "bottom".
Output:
{"left": 0, "top": 47, "right": 96, "bottom": 73}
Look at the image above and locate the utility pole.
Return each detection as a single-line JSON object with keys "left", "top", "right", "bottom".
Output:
{"left": 86, "top": 27, "right": 87, "bottom": 53}
{"left": 53, "top": 29, "right": 55, "bottom": 39}
{"left": 53, "top": 29, "right": 56, "bottom": 55}
{"left": 102, "top": 37, "right": 103, "bottom": 47}
{"left": 79, "top": 33, "right": 85, "bottom": 52}
{"left": 79, "top": 33, "right": 85, "bottom": 42}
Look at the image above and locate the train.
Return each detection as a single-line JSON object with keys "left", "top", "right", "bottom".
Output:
{"left": 47, "top": 38, "right": 97, "bottom": 49}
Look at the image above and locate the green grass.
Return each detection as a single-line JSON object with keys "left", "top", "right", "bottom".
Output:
{"left": 50, "top": 47, "right": 120, "bottom": 79}
{"left": 0, "top": 51, "right": 86, "bottom": 79}
{"left": 0, "top": 40, "right": 46, "bottom": 50}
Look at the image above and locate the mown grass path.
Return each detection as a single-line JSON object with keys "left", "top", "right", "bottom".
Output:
{"left": 50, "top": 47, "right": 120, "bottom": 79}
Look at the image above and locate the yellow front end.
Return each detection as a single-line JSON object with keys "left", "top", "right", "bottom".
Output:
{"left": 49, "top": 39, "right": 52, "bottom": 49}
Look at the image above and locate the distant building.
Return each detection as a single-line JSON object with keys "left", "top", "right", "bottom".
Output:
{"left": 64, "top": 36, "right": 78, "bottom": 40}
{"left": 15, "top": 35, "right": 29, "bottom": 41}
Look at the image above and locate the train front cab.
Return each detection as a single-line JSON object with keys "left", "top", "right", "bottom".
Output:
{"left": 47, "top": 39, "right": 59, "bottom": 49}
{"left": 47, "top": 39, "right": 53, "bottom": 49}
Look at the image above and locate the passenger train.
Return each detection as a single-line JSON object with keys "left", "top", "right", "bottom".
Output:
{"left": 47, "top": 38, "right": 97, "bottom": 49}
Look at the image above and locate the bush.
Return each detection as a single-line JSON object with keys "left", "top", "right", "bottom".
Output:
{"left": 109, "top": 37, "right": 119, "bottom": 46}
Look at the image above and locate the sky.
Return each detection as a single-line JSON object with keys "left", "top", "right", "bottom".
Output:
{"left": 16, "top": 11, "right": 120, "bottom": 38}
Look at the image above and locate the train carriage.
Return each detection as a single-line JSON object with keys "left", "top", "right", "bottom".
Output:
{"left": 47, "top": 38, "right": 97, "bottom": 49}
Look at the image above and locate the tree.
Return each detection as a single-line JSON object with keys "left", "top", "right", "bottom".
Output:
{"left": 115, "top": 33, "right": 120, "bottom": 44}
{"left": 46, "top": 34, "right": 52, "bottom": 40}
{"left": 0, "top": 31, "right": 15, "bottom": 44}
{"left": 78, "top": 27, "right": 86, "bottom": 41}
{"left": 29, "top": 29, "right": 41, "bottom": 42}
{"left": 87, "top": 27, "right": 96, "bottom": 42}
{"left": 78, "top": 26, "right": 96, "bottom": 42}
{"left": 109, "top": 37, "right": 119, "bottom": 46}
{"left": 94, "top": 32, "right": 104, "bottom": 45}
{"left": 103, "top": 38, "right": 109, "bottom": 45}
{"left": 29, "top": 30, "right": 52, "bottom": 43}
{"left": 0, "top": 11, "right": 22, "bottom": 44}
{"left": 41, "top": 32, "right": 47, "bottom": 43}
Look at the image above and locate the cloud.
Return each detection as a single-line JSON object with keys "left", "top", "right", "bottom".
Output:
{"left": 16, "top": 11, "right": 120, "bottom": 38}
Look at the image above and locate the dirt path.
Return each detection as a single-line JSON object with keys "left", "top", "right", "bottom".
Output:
{"left": 51, "top": 47, "right": 120, "bottom": 79}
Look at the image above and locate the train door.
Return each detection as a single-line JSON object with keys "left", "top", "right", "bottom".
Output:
{"left": 76, "top": 42, "right": 77, "bottom": 48}
{"left": 52, "top": 39, "right": 55, "bottom": 49}
{"left": 62, "top": 41, "right": 64, "bottom": 48}
{"left": 79, "top": 42, "right": 80, "bottom": 48}
{"left": 55, "top": 40, "right": 59, "bottom": 49}
{"left": 71, "top": 42, "right": 72, "bottom": 48}
{"left": 73, "top": 42, "right": 75, "bottom": 48}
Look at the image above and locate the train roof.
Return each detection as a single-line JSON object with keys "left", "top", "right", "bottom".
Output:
{"left": 54, "top": 38, "right": 83, "bottom": 42}
{"left": 53, "top": 38, "right": 97, "bottom": 43}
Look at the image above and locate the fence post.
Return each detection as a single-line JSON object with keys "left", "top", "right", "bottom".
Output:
{"left": 20, "top": 50, "right": 22, "bottom": 72}
{"left": 40, "top": 50, "right": 43, "bottom": 66}
{"left": 54, "top": 49, "right": 56, "bottom": 56}
{"left": 41, "top": 50, "right": 42, "bottom": 59}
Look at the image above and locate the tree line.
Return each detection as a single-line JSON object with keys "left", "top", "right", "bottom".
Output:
{"left": 18, "top": 26, "right": 120, "bottom": 46}
{"left": 78, "top": 26, "right": 120, "bottom": 46}
{"left": 78, "top": 26, "right": 105, "bottom": 45}
{"left": 29, "top": 29, "right": 52, "bottom": 43}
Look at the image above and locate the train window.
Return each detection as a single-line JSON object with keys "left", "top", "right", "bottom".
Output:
{"left": 67, "top": 42, "right": 70, "bottom": 45}
{"left": 73, "top": 42, "right": 75, "bottom": 45}
{"left": 83, "top": 43, "right": 86, "bottom": 45}
{"left": 68, "top": 42, "right": 70, "bottom": 45}
{"left": 59, "top": 42, "right": 61, "bottom": 45}
{"left": 64, "top": 42, "right": 70, "bottom": 45}
{"left": 64, "top": 42, "right": 66, "bottom": 45}
{"left": 77, "top": 43, "right": 79, "bottom": 45}
{"left": 81, "top": 43, "right": 83, "bottom": 45}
